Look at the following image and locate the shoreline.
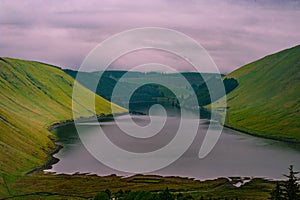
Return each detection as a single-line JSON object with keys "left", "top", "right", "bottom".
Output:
{"left": 47, "top": 112, "right": 130, "bottom": 132}
{"left": 224, "top": 124, "right": 300, "bottom": 144}
{"left": 25, "top": 143, "right": 63, "bottom": 175}
{"left": 26, "top": 112, "right": 299, "bottom": 179}
{"left": 25, "top": 112, "right": 129, "bottom": 176}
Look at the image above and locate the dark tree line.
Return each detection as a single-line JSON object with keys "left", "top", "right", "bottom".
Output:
{"left": 93, "top": 187, "right": 177, "bottom": 200}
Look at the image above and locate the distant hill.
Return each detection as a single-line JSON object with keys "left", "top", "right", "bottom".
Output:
{"left": 64, "top": 69, "right": 220, "bottom": 114}
{"left": 0, "top": 57, "right": 126, "bottom": 179}
{"left": 224, "top": 45, "right": 300, "bottom": 142}
{"left": 64, "top": 69, "right": 139, "bottom": 103}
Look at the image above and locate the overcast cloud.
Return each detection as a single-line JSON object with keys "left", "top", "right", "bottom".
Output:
{"left": 0, "top": 0, "right": 300, "bottom": 73}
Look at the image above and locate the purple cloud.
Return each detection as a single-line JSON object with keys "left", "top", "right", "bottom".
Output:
{"left": 0, "top": 0, "right": 300, "bottom": 73}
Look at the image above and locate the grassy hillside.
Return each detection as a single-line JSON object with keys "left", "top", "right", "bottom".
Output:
{"left": 224, "top": 45, "right": 300, "bottom": 142}
{"left": 0, "top": 57, "right": 126, "bottom": 180}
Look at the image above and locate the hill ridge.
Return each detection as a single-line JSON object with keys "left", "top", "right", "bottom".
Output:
{"left": 0, "top": 57, "right": 126, "bottom": 179}
{"left": 224, "top": 44, "right": 300, "bottom": 141}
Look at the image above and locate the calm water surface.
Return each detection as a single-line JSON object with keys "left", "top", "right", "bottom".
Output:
{"left": 47, "top": 113, "right": 300, "bottom": 180}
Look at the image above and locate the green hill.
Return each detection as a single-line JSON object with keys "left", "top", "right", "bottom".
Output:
{"left": 224, "top": 45, "right": 300, "bottom": 142}
{"left": 0, "top": 57, "right": 126, "bottom": 180}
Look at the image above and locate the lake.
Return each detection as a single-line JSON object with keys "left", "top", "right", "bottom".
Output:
{"left": 47, "top": 111, "right": 300, "bottom": 180}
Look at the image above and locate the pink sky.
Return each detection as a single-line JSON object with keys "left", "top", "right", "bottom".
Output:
{"left": 1, "top": 0, "right": 300, "bottom": 73}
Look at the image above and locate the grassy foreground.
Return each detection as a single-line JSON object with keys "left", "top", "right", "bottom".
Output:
{"left": 4, "top": 173, "right": 275, "bottom": 200}
{"left": 217, "top": 45, "right": 300, "bottom": 142}
{"left": 0, "top": 57, "right": 126, "bottom": 197}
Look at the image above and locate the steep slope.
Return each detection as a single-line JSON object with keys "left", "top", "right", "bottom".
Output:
{"left": 0, "top": 57, "right": 126, "bottom": 179}
{"left": 224, "top": 45, "right": 300, "bottom": 142}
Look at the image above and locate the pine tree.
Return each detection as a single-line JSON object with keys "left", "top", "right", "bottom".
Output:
{"left": 104, "top": 188, "right": 111, "bottom": 198}
{"left": 283, "top": 165, "right": 300, "bottom": 200}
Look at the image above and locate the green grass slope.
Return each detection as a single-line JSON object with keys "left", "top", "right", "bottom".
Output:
{"left": 224, "top": 45, "right": 300, "bottom": 142}
{"left": 0, "top": 57, "right": 126, "bottom": 179}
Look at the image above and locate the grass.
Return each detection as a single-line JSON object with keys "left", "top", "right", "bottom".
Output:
{"left": 0, "top": 55, "right": 297, "bottom": 199}
{"left": 3, "top": 173, "right": 275, "bottom": 200}
{"left": 0, "top": 57, "right": 126, "bottom": 197}
{"left": 221, "top": 45, "right": 300, "bottom": 142}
